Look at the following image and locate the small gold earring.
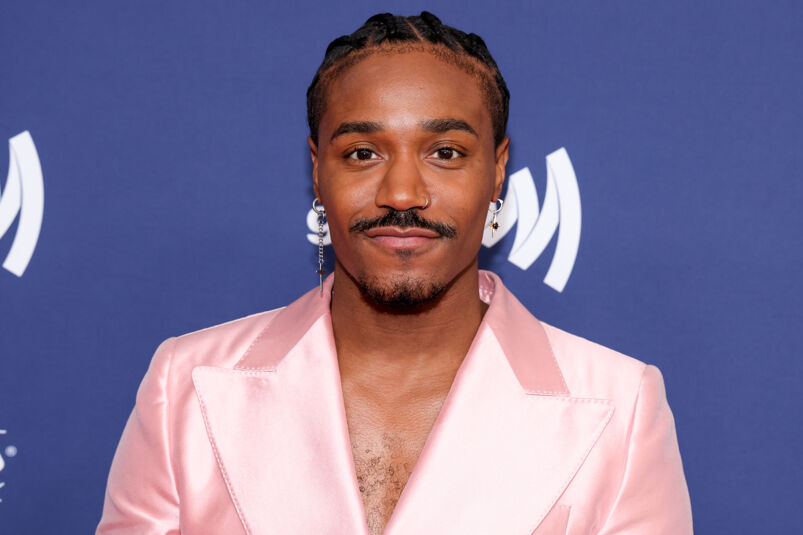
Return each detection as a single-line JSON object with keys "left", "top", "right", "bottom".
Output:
{"left": 488, "top": 199, "right": 504, "bottom": 237}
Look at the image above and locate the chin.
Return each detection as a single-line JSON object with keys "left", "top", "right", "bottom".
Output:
{"left": 356, "top": 270, "right": 447, "bottom": 308}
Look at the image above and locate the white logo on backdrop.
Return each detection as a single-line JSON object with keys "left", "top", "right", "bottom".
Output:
{"left": 305, "top": 147, "right": 581, "bottom": 292}
{"left": 481, "top": 147, "right": 581, "bottom": 292}
{"left": 1, "top": 131, "right": 44, "bottom": 277}
{"left": 0, "top": 429, "right": 19, "bottom": 503}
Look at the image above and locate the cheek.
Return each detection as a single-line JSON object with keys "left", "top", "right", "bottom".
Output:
{"left": 322, "top": 188, "right": 373, "bottom": 229}
{"left": 434, "top": 172, "right": 496, "bottom": 233}
{"left": 317, "top": 169, "right": 374, "bottom": 245}
{"left": 317, "top": 152, "right": 378, "bottom": 197}
{"left": 463, "top": 199, "right": 492, "bottom": 242}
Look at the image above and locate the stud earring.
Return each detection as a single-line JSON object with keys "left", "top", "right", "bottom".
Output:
{"left": 312, "top": 198, "right": 326, "bottom": 294}
{"left": 488, "top": 199, "right": 504, "bottom": 237}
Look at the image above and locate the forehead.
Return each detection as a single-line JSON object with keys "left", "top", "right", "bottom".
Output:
{"left": 321, "top": 50, "right": 493, "bottom": 140}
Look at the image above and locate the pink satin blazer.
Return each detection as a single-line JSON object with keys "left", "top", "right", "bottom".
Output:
{"left": 97, "top": 270, "right": 692, "bottom": 534}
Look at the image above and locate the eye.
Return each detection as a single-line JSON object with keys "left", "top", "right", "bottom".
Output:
{"left": 347, "top": 148, "right": 379, "bottom": 161}
{"left": 431, "top": 147, "right": 463, "bottom": 160}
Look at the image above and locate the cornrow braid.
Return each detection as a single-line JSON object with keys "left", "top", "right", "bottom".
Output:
{"left": 306, "top": 11, "right": 510, "bottom": 147}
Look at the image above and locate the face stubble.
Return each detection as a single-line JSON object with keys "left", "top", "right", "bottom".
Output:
{"left": 350, "top": 208, "right": 458, "bottom": 308}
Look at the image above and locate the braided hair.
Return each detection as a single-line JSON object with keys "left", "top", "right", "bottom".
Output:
{"left": 306, "top": 12, "right": 510, "bottom": 147}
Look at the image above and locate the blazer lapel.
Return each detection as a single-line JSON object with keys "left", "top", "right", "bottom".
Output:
{"left": 383, "top": 272, "right": 614, "bottom": 535}
{"left": 191, "top": 276, "right": 369, "bottom": 535}
{"left": 192, "top": 271, "right": 613, "bottom": 535}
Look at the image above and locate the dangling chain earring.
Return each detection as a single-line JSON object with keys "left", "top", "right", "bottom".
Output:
{"left": 488, "top": 198, "right": 504, "bottom": 237}
{"left": 312, "top": 198, "right": 326, "bottom": 294}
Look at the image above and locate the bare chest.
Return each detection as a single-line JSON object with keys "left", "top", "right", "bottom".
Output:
{"left": 349, "top": 429, "right": 429, "bottom": 535}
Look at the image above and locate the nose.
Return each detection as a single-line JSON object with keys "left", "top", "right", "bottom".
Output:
{"left": 374, "top": 150, "right": 429, "bottom": 211}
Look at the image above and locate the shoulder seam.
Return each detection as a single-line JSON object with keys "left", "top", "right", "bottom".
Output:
{"left": 175, "top": 308, "right": 285, "bottom": 340}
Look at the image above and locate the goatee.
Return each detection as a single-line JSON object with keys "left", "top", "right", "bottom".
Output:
{"left": 357, "top": 273, "right": 446, "bottom": 308}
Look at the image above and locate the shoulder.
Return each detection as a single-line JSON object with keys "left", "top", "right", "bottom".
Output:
{"left": 133, "top": 307, "right": 286, "bottom": 410}
{"left": 145, "top": 307, "right": 285, "bottom": 377}
{"left": 535, "top": 322, "right": 691, "bottom": 531}
{"left": 539, "top": 320, "right": 652, "bottom": 402}
{"left": 179, "top": 307, "right": 286, "bottom": 367}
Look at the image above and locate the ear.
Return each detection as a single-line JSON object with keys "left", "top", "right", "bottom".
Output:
{"left": 308, "top": 136, "right": 321, "bottom": 199}
{"left": 492, "top": 136, "right": 510, "bottom": 201}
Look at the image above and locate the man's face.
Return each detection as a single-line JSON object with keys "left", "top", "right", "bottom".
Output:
{"left": 310, "top": 49, "right": 509, "bottom": 306}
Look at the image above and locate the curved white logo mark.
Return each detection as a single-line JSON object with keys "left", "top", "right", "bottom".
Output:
{"left": 305, "top": 147, "right": 580, "bottom": 292}
{"left": 0, "top": 429, "right": 19, "bottom": 503}
{"left": 482, "top": 147, "right": 581, "bottom": 292}
{"left": 1, "top": 131, "right": 44, "bottom": 277}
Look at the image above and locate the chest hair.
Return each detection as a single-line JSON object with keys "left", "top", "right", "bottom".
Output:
{"left": 351, "top": 431, "right": 422, "bottom": 535}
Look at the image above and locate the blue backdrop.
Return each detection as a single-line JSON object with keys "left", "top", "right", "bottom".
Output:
{"left": 1, "top": 1, "right": 801, "bottom": 532}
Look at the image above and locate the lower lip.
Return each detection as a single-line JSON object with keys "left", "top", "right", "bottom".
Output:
{"left": 368, "top": 235, "right": 438, "bottom": 249}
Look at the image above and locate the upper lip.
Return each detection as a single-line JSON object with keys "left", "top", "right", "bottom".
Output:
{"left": 363, "top": 226, "right": 441, "bottom": 238}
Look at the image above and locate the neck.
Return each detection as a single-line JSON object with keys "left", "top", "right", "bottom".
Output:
{"left": 330, "top": 261, "right": 487, "bottom": 398}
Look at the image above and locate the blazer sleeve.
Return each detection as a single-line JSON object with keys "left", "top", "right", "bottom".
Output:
{"left": 597, "top": 364, "right": 693, "bottom": 534}
{"left": 96, "top": 337, "right": 181, "bottom": 535}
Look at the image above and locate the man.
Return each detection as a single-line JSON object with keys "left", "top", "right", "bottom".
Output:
{"left": 97, "top": 12, "right": 692, "bottom": 535}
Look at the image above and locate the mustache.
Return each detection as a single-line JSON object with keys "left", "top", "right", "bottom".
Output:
{"left": 349, "top": 209, "right": 457, "bottom": 239}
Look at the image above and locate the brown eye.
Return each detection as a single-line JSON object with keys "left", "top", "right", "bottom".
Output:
{"left": 348, "top": 148, "right": 377, "bottom": 161}
{"left": 434, "top": 148, "right": 461, "bottom": 160}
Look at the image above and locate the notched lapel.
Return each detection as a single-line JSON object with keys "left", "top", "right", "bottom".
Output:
{"left": 191, "top": 307, "right": 368, "bottom": 535}
{"left": 385, "top": 273, "right": 613, "bottom": 535}
{"left": 190, "top": 272, "right": 611, "bottom": 535}
{"left": 384, "top": 328, "right": 613, "bottom": 535}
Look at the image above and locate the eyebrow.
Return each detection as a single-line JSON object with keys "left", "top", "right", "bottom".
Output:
{"left": 420, "top": 118, "right": 478, "bottom": 137}
{"left": 330, "top": 121, "right": 383, "bottom": 141}
{"left": 329, "top": 118, "right": 478, "bottom": 141}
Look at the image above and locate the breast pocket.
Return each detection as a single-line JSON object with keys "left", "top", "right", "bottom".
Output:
{"left": 531, "top": 505, "right": 570, "bottom": 535}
